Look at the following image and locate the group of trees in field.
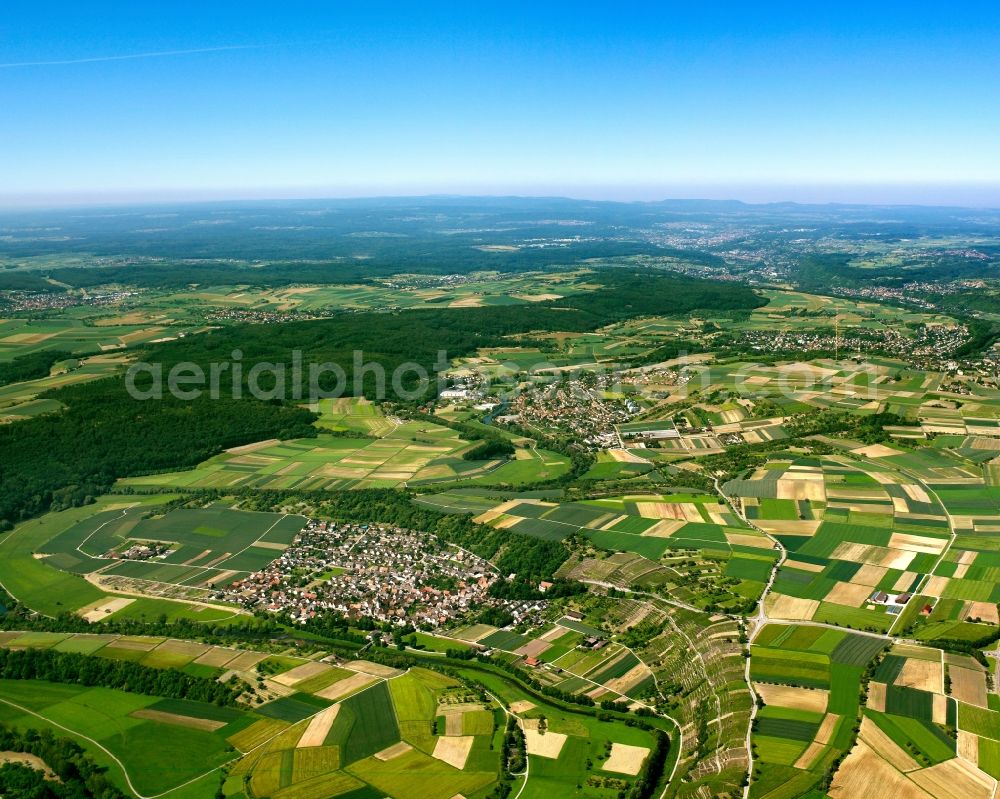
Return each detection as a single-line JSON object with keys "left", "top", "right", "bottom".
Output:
{"left": 0, "top": 350, "right": 75, "bottom": 388}
{"left": 0, "top": 723, "right": 127, "bottom": 798}
{"left": 0, "top": 648, "right": 241, "bottom": 705}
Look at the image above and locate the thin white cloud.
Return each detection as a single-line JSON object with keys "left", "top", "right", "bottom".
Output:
{"left": 0, "top": 43, "right": 270, "bottom": 69}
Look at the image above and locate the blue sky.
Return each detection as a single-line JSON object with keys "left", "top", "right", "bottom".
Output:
{"left": 2, "top": 2, "right": 999, "bottom": 204}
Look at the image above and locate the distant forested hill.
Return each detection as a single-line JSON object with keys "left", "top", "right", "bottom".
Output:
{"left": 0, "top": 270, "right": 762, "bottom": 525}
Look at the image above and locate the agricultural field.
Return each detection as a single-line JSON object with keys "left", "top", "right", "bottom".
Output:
{"left": 449, "top": 662, "right": 667, "bottom": 799}
{"left": 0, "top": 495, "right": 255, "bottom": 620}
{"left": 723, "top": 445, "right": 1000, "bottom": 640}
{"left": 118, "top": 421, "right": 493, "bottom": 491}
{"left": 470, "top": 492, "right": 770, "bottom": 555}
{"left": 0, "top": 498, "right": 310, "bottom": 618}
{"left": 0, "top": 678, "right": 256, "bottom": 797}
{"left": 825, "top": 642, "right": 1000, "bottom": 799}
{"left": 33, "top": 503, "right": 304, "bottom": 606}
{"left": 0, "top": 316, "right": 203, "bottom": 362}
{"left": 236, "top": 666, "right": 502, "bottom": 799}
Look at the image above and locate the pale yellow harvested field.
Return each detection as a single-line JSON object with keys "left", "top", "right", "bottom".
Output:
{"left": 896, "top": 658, "right": 943, "bottom": 693}
{"left": 888, "top": 533, "right": 947, "bottom": 555}
{"left": 815, "top": 713, "right": 839, "bottom": 745}
{"left": 105, "top": 638, "right": 158, "bottom": 652}
{"left": 963, "top": 602, "right": 999, "bottom": 625}
{"left": 273, "top": 661, "right": 332, "bottom": 687}
{"left": 297, "top": 704, "right": 341, "bottom": 748}
{"left": 523, "top": 729, "right": 567, "bottom": 759}
{"left": 373, "top": 741, "right": 412, "bottom": 761}
{"left": 902, "top": 484, "right": 932, "bottom": 504}
{"left": 634, "top": 502, "right": 701, "bottom": 521}
{"left": 583, "top": 512, "right": 617, "bottom": 529}
{"left": 431, "top": 697, "right": 481, "bottom": 715}
{"left": 853, "top": 564, "right": 889, "bottom": 586}
{"left": 514, "top": 639, "right": 552, "bottom": 659}
{"left": 777, "top": 478, "right": 826, "bottom": 502}
{"left": 253, "top": 541, "right": 288, "bottom": 551}
{"left": 512, "top": 292, "right": 562, "bottom": 302}
{"left": 432, "top": 735, "right": 474, "bottom": 769}
{"left": 445, "top": 712, "right": 465, "bottom": 736}
{"left": 448, "top": 296, "right": 484, "bottom": 308}
{"left": 509, "top": 700, "right": 535, "bottom": 714}
{"left": 933, "top": 694, "right": 948, "bottom": 725}
{"left": 756, "top": 519, "right": 822, "bottom": 535}
{"left": 753, "top": 683, "right": 828, "bottom": 714}
{"left": 923, "top": 576, "right": 950, "bottom": 598}
{"left": 602, "top": 743, "right": 649, "bottom": 775}
{"left": 262, "top": 680, "right": 296, "bottom": 698}
{"left": 156, "top": 638, "right": 212, "bottom": 657}
{"left": 794, "top": 741, "right": 826, "bottom": 769}
{"left": 80, "top": 597, "right": 135, "bottom": 622}
{"left": 494, "top": 515, "right": 521, "bottom": 529}
{"left": 199, "top": 569, "right": 239, "bottom": 587}
{"left": 909, "top": 757, "right": 995, "bottom": 799}
{"left": 829, "top": 741, "right": 932, "bottom": 799}
{"left": 951, "top": 667, "right": 989, "bottom": 708}
{"left": 767, "top": 593, "right": 819, "bottom": 620}
{"left": 1, "top": 332, "right": 55, "bottom": 344}
{"left": 607, "top": 448, "right": 650, "bottom": 464}
{"left": 830, "top": 541, "right": 915, "bottom": 570}
{"left": 195, "top": 646, "right": 241, "bottom": 668}
{"left": 472, "top": 509, "right": 505, "bottom": 525}
{"left": 894, "top": 571, "right": 918, "bottom": 591}
{"left": 784, "top": 559, "right": 824, "bottom": 573}
{"left": 724, "top": 532, "right": 774, "bottom": 549}
{"left": 892, "top": 496, "right": 911, "bottom": 513}
{"left": 825, "top": 581, "right": 875, "bottom": 608}
{"left": 851, "top": 444, "right": 901, "bottom": 458}
{"left": 954, "top": 551, "right": 979, "bottom": 579}
{"left": 868, "top": 682, "right": 887, "bottom": 712}
{"left": 132, "top": 709, "right": 226, "bottom": 732}
{"left": 346, "top": 660, "right": 403, "bottom": 678}
{"left": 597, "top": 514, "right": 628, "bottom": 530}
{"left": 315, "top": 672, "right": 378, "bottom": 701}
{"left": 227, "top": 651, "right": 267, "bottom": 671}
{"left": 958, "top": 730, "right": 980, "bottom": 766}
{"left": 605, "top": 663, "right": 654, "bottom": 696}
{"left": 859, "top": 716, "right": 920, "bottom": 772}
{"left": 225, "top": 439, "right": 281, "bottom": 454}
{"left": 706, "top": 509, "right": 731, "bottom": 525}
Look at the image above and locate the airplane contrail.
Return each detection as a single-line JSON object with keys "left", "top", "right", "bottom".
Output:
{"left": 0, "top": 43, "right": 272, "bottom": 69}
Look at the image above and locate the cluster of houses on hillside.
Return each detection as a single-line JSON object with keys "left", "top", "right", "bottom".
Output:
{"left": 222, "top": 520, "right": 540, "bottom": 628}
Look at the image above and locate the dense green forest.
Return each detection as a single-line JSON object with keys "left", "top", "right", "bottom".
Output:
{"left": 146, "top": 270, "right": 764, "bottom": 398}
{"left": 0, "top": 647, "right": 240, "bottom": 704}
{"left": 0, "top": 350, "right": 74, "bottom": 388}
{"left": 0, "top": 724, "right": 127, "bottom": 799}
{"left": 0, "top": 381, "right": 316, "bottom": 523}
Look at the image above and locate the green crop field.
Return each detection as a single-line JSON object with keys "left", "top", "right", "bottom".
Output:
{"left": 0, "top": 679, "right": 251, "bottom": 796}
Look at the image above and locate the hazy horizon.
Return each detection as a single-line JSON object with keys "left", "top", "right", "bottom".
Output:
{"left": 3, "top": 2, "right": 998, "bottom": 207}
{"left": 4, "top": 183, "right": 1000, "bottom": 212}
